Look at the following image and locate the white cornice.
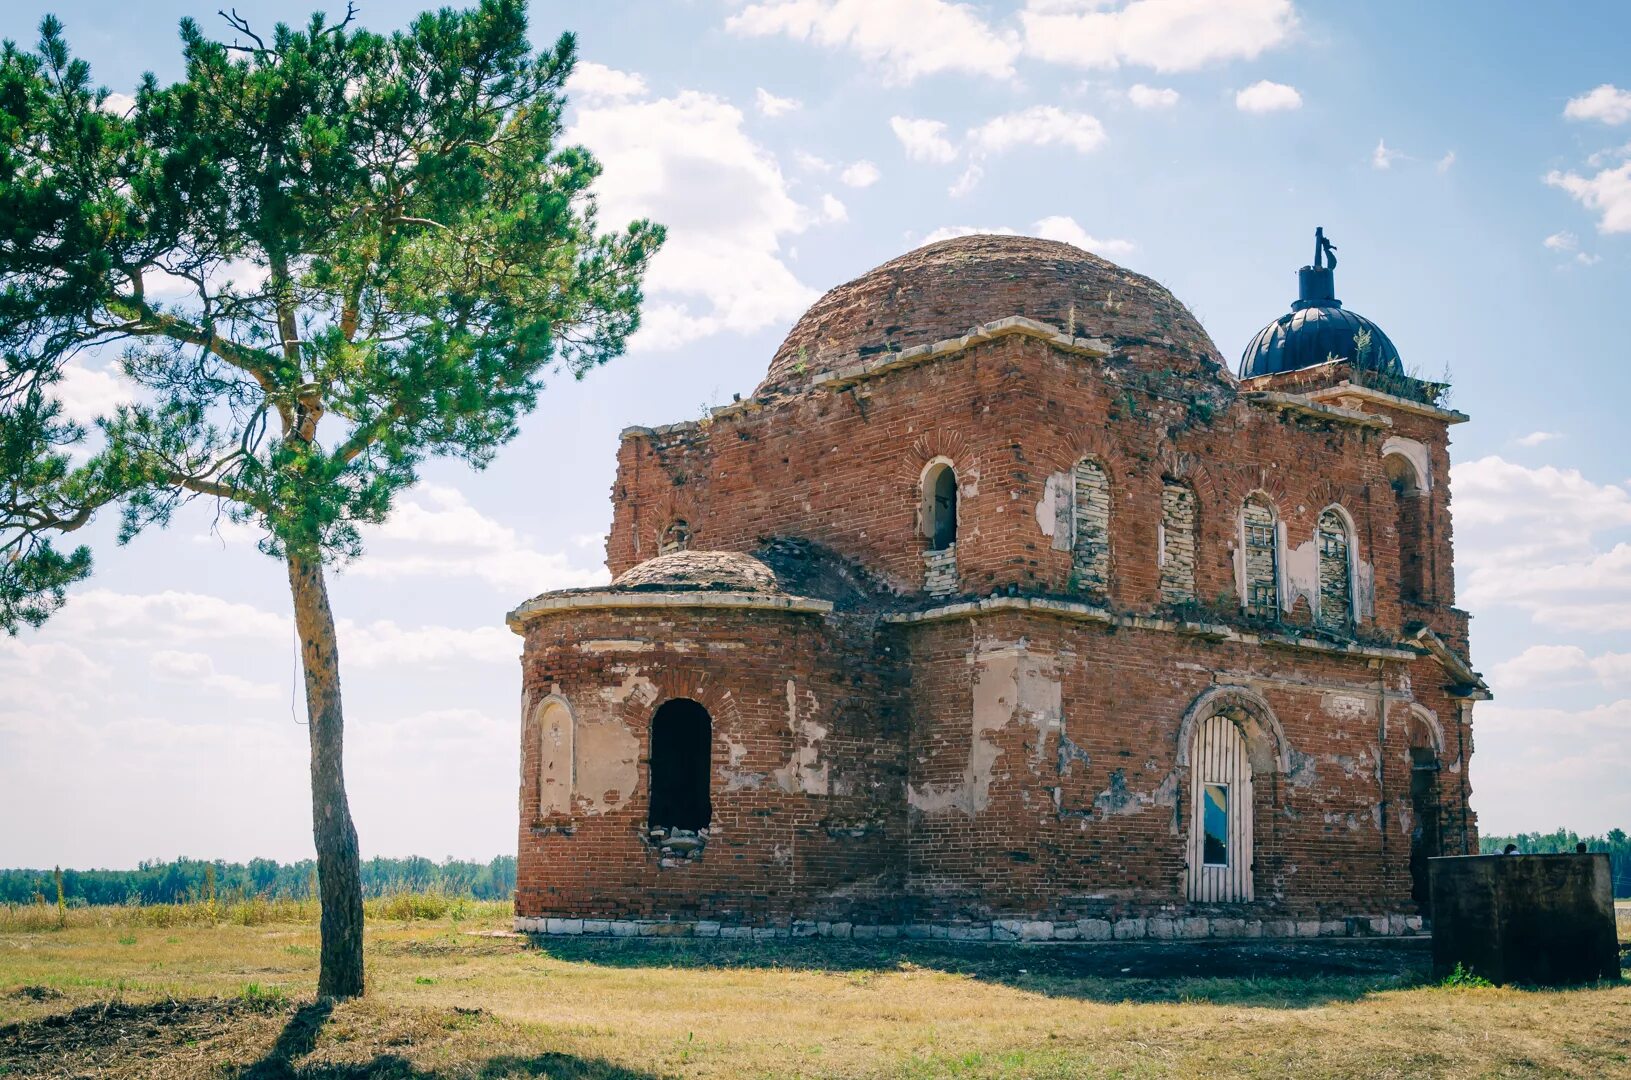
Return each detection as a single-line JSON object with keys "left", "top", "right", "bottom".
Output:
{"left": 507, "top": 590, "right": 833, "bottom": 634}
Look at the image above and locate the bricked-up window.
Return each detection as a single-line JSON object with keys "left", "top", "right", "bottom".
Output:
{"left": 648, "top": 698, "right": 712, "bottom": 832}
{"left": 1159, "top": 482, "right": 1197, "bottom": 604}
{"left": 536, "top": 698, "right": 573, "bottom": 818}
{"left": 923, "top": 462, "right": 957, "bottom": 551}
{"left": 1071, "top": 459, "right": 1110, "bottom": 597}
{"left": 659, "top": 519, "right": 691, "bottom": 555}
{"left": 1241, "top": 498, "right": 1279, "bottom": 617}
{"left": 1385, "top": 454, "right": 1429, "bottom": 604}
{"left": 1316, "top": 508, "right": 1353, "bottom": 629}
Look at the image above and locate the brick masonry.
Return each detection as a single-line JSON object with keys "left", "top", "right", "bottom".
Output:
{"left": 510, "top": 236, "right": 1484, "bottom": 937}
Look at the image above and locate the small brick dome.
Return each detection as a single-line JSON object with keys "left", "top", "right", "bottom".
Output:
{"left": 611, "top": 550, "right": 781, "bottom": 593}
{"left": 758, "top": 234, "right": 1225, "bottom": 395}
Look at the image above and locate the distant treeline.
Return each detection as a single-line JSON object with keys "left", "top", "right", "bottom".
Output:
{"left": 0, "top": 856, "right": 516, "bottom": 906}
{"left": 1480, "top": 828, "right": 1630, "bottom": 897}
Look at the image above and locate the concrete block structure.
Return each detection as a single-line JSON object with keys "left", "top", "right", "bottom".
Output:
{"left": 507, "top": 233, "right": 1489, "bottom": 940}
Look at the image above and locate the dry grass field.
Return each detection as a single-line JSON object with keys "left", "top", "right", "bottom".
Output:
{"left": 1, "top": 901, "right": 1627, "bottom": 1079}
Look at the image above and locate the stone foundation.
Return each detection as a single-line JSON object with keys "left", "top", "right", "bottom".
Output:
{"left": 514, "top": 913, "right": 1424, "bottom": 941}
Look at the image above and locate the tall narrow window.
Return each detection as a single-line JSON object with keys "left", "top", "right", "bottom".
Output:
{"left": 1071, "top": 459, "right": 1110, "bottom": 597}
{"left": 925, "top": 463, "right": 958, "bottom": 551}
{"left": 1160, "top": 482, "right": 1197, "bottom": 604}
{"left": 648, "top": 698, "right": 712, "bottom": 832}
{"left": 1385, "top": 454, "right": 1429, "bottom": 605}
{"left": 1187, "top": 712, "right": 1254, "bottom": 902}
{"left": 1242, "top": 498, "right": 1279, "bottom": 618}
{"left": 1317, "top": 508, "right": 1353, "bottom": 629}
{"left": 1202, "top": 783, "right": 1229, "bottom": 865}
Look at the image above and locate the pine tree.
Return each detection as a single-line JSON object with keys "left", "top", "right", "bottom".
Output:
{"left": 0, "top": 1, "right": 660, "bottom": 997}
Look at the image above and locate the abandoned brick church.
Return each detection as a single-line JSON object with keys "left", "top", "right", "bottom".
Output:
{"left": 508, "top": 232, "right": 1488, "bottom": 941}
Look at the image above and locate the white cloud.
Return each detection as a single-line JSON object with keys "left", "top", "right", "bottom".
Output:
{"left": 1545, "top": 162, "right": 1631, "bottom": 233}
{"left": 919, "top": 218, "right": 1134, "bottom": 260}
{"left": 150, "top": 649, "right": 279, "bottom": 702}
{"left": 726, "top": 0, "right": 1020, "bottom": 83}
{"left": 1235, "top": 79, "right": 1301, "bottom": 112}
{"left": 891, "top": 116, "right": 960, "bottom": 164}
{"left": 54, "top": 361, "right": 137, "bottom": 426}
{"left": 565, "top": 61, "right": 648, "bottom": 103}
{"left": 355, "top": 484, "right": 608, "bottom": 596}
{"left": 820, "top": 192, "right": 848, "bottom": 222}
{"left": 839, "top": 159, "right": 881, "bottom": 188}
{"left": 968, "top": 106, "right": 1107, "bottom": 156}
{"left": 1453, "top": 456, "right": 1631, "bottom": 632}
{"left": 1436, "top": 150, "right": 1456, "bottom": 173}
{"left": 1471, "top": 698, "right": 1631, "bottom": 834}
{"left": 98, "top": 91, "right": 135, "bottom": 117}
{"left": 52, "top": 587, "right": 289, "bottom": 646}
{"left": 1033, "top": 215, "right": 1136, "bottom": 258}
{"left": 1491, "top": 645, "right": 1631, "bottom": 693}
{"left": 1127, "top": 83, "right": 1179, "bottom": 109}
{"left": 1515, "top": 430, "right": 1561, "bottom": 447}
{"left": 794, "top": 150, "right": 833, "bottom": 173}
{"left": 754, "top": 87, "right": 801, "bottom": 117}
{"left": 340, "top": 621, "right": 516, "bottom": 669}
{"left": 568, "top": 89, "right": 822, "bottom": 351}
{"left": 1372, "top": 138, "right": 1402, "bottom": 170}
{"left": 1564, "top": 83, "right": 1631, "bottom": 126}
{"left": 1019, "top": 0, "right": 1296, "bottom": 73}
{"left": 1543, "top": 231, "right": 1578, "bottom": 253}
{"left": 902, "top": 107, "right": 1107, "bottom": 195}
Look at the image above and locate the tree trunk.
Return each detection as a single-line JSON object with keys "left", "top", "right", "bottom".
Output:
{"left": 286, "top": 551, "right": 366, "bottom": 999}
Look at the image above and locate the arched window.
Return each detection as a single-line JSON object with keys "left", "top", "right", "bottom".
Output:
{"left": 648, "top": 698, "right": 712, "bottom": 833}
{"left": 1159, "top": 481, "right": 1197, "bottom": 604}
{"left": 922, "top": 461, "right": 958, "bottom": 551}
{"left": 1187, "top": 712, "right": 1254, "bottom": 902}
{"left": 1071, "top": 459, "right": 1110, "bottom": 597}
{"left": 1384, "top": 453, "right": 1429, "bottom": 604}
{"left": 536, "top": 697, "right": 574, "bottom": 818}
{"left": 1316, "top": 508, "right": 1354, "bottom": 630}
{"left": 659, "top": 518, "right": 691, "bottom": 555}
{"left": 1241, "top": 497, "right": 1279, "bottom": 618}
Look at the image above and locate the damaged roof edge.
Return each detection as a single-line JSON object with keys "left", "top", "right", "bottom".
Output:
{"left": 1410, "top": 626, "right": 1493, "bottom": 699}
{"left": 505, "top": 590, "right": 835, "bottom": 634}
{"left": 617, "top": 316, "right": 1119, "bottom": 442}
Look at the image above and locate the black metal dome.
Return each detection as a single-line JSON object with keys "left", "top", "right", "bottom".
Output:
{"left": 1239, "top": 229, "right": 1403, "bottom": 379}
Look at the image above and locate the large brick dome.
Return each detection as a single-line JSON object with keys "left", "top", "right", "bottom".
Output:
{"left": 758, "top": 234, "right": 1225, "bottom": 395}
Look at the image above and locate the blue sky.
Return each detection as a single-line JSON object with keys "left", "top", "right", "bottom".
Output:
{"left": 3, "top": 0, "right": 1629, "bottom": 867}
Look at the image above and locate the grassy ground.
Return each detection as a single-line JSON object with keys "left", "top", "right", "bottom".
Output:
{"left": 0, "top": 903, "right": 1627, "bottom": 1079}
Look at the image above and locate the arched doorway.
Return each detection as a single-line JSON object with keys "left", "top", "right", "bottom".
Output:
{"left": 1408, "top": 709, "right": 1443, "bottom": 916}
{"left": 648, "top": 698, "right": 712, "bottom": 833}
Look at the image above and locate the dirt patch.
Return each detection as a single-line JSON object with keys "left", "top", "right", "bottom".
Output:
{"left": 0, "top": 998, "right": 277, "bottom": 1078}
{"left": 7, "top": 987, "right": 64, "bottom": 1003}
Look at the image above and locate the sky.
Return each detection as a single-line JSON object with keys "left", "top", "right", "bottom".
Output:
{"left": 2, "top": 0, "right": 1629, "bottom": 868}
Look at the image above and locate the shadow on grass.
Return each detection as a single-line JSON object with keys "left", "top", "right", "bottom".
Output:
{"left": 521, "top": 935, "right": 1437, "bottom": 1007}
{"left": 233, "top": 1000, "right": 663, "bottom": 1079}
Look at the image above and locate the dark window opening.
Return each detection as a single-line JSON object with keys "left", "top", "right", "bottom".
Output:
{"left": 926, "top": 463, "right": 958, "bottom": 550}
{"left": 1385, "top": 454, "right": 1430, "bottom": 605}
{"left": 648, "top": 698, "right": 712, "bottom": 832}
{"left": 1202, "top": 783, "right": 1229, "bottom": 866}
